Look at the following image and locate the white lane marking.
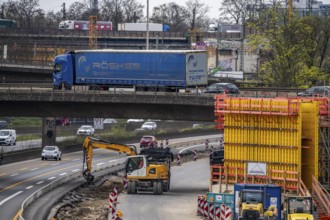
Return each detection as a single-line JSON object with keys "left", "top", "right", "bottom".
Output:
{"left": 31, "top": 168, "right": 39, "bottom": 171}
{"left": 0, "top": 191, "right": 23, "bottom": 206}
{"left": 97, "top": 162, "right": 105, "bottom": 166}
{"left": 26, "top": 185, "right": 34, "bottom": 189}
{"left": 36, "top": 181, "right": 44, "bottom": 185}
{"left": 72, "top": 169, "right": 80, "bottom": 172}
{"left": 72, "top": 159, "right": 80, "bottom": 162}
{"left": 59, "top": 173, "right": 67, "bottom": 176}
{"left": 10, "top": 173, "right": 19, "bottom": 177}
{"left": 48, "top": 177, "right": 56, "bottom": 180}
{"left": 52, "top": 163, "right": 60, "bottom": 166}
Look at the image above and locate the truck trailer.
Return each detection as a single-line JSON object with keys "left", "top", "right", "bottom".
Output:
{"left": 118, "top": 23, "right": 170, "bottom": 32}
{"left": 53, "top": 49, "right": 208, "bottom": 91}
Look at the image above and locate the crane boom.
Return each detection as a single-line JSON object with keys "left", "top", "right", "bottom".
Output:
{"left": 82, "top": 136, "right": 137, "bottom": 182}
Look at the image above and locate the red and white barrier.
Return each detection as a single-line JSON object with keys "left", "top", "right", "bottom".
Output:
{"left": 197, "top": 195, "right": 203, "bottom": 216}
{"left": 203, "top": 199, "right": 209, "bottom": 218}
{"left": 193, "top": 150, "right": 197, "bottom": 161}
{"left": 209, "top": 203, "right": 214, "bottom": 220}
{"left": 122, "top": 176, "right": 127, "bottom": 189}
{"left": 109, "top": 187, "right": 119, "bottom": 220}
{"left": 220, "top": 204, "right": 232, "bottom": 220}
{"left": 215, "top": 206, "right": 220, "bottom": 220}
{"left": 176, "top": 154, "right": 181, "bottom": 165}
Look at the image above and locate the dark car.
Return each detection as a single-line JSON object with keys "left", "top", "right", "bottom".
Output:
{"left": 297, "top": 86, "right": 329, "bottom": 97}
{"left": 0, "top": 121, "right": 7, "bottom": 129}
{"left": 203, "top": 83, "right": 240, "bottom": 94}
{"left": 140, "top": 135, "right": 157, "bottom": 148}
{"left": 210, "top": 148, "right": 224, "bottom": 165}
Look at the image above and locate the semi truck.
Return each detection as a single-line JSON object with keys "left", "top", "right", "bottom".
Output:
{"left": 82, "top": 137, "right": 173, "bottom": 195}
{"left": 234, "top": 184, "right": 282, "bottom": 220}
{"left": 118, "top": 23, "right": 170, "bottom": 32}
{"left": 53, "top": 49, "right": 208, "bottom": 91}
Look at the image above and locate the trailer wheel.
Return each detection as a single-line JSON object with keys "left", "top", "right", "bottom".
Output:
{"left": 163, "top": 182, "right": 170, "bottom": 192}
{"left": 157, "top": 182, "right": 163, "bottom": 195}
{"left": 127, "top": 181, "right": 132, "bottom": 194}
{"left": 131, "top": 181, "right": 137, "bottom": 194}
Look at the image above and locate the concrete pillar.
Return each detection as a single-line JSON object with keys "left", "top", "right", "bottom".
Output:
{"left": 42, "top": 117, "right": 56, "bottom": 146}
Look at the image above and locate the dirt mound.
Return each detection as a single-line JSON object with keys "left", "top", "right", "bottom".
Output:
{"left": 55, "top": 176, "right": 123, "bottom": 220}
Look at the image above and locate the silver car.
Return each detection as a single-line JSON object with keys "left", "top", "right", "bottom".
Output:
{"left": 41, "top": 145, "right": 62, "bottom": 161}
{"left": 76, "top": 125, "right": 95, "bottom": 136}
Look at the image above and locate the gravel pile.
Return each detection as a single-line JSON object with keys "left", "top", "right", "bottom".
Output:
{"left": 55, "top": 176, "right": 123, "bottom": 220}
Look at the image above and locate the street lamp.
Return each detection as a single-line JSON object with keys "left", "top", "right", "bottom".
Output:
{"left": 146, "top": 0, "right": 149, "bottom": 50}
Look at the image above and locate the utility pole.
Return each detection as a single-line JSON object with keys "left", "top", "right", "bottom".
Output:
{"left": 89, "top": 16, "right": 97, "bottom": 49}
{"left": 62, "top": 3, "right": 66, "bottom": 20}
{"left": 146, "top": 0, "right": 149, "bottom": 50}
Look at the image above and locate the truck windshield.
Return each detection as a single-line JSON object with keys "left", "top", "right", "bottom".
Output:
{"left": 54, "top": 64, "right": 62, "bottom": 74}
{"left": 242, "top": 192, "right": 262, "bottom": 203}
{"left": 288, "top": 198, "right": 312, "bottom": 214}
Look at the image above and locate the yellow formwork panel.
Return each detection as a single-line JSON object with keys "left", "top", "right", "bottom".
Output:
{"left": 223, "top": 98, "right": 299, "bottom": 114}
{"left": 224, "top": 161, "right": 300, "bottom": 189}
{"left": 300, "top": 102, "right": 319, "bottom": 189}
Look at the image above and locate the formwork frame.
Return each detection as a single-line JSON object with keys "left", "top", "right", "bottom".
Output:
{"left": 317, "top": 98, "right": 330, "bottom": 188}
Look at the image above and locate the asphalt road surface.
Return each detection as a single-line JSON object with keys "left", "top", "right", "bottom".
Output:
{"left": 117, "top": 158, "right": 209, "bottom": 220}
{"left": 0, "top": 134, "right": 219, "bottom": 220}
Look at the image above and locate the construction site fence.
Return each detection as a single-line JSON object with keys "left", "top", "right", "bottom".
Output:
{"left": 197, "top": 194, "right": 233, "bottom": 220}
{"left": 210, "top": 165, "right": 301, "bottom": 193}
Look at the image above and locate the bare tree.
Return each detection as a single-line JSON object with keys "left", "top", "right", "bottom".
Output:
{"left": 151, "top": 2, "right": 189, "bottom": 32}
{"left": 67, "top": 2, "right": 89, "bottom": 20}
{"left": 45, "top": 11, "right": 63, "bottom": 28}
{"left": 99, "top": 0, "right": 124, "bottom": 30}
{"left": 219, "top": 0, "right": 255, "bottom": 24}
{"left": 185, "top": 0, "right": 210, "bottom": 30}
{"left": 4, "top": 0, "right": 44, "bottom": 28}
{"left": 122, "top": 0, "right": 144, "bottom": 22}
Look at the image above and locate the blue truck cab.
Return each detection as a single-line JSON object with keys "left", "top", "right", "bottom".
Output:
{"left": 53, "top": 53, "right": 74, "bottom": 89}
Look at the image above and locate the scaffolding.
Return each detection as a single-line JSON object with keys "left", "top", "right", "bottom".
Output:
{"left": 214, "top": 95, "right": 330, "bottom": 191}
{"left": 318, "top": 98, "right": 330, "bottom": 189}
{"left": 89, "top": 16, "right": 97, "bottom": 49}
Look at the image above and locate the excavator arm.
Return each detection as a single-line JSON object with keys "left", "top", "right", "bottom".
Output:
{"left": 82, "top": 136, "right": 137, "bottom": 183}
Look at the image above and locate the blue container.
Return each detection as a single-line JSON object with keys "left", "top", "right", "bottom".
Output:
{"left": 233, "top": 184, "right": 281, "bottom": 220}
{"left": 207, "top": 192, "right": 235, "bottom": 216}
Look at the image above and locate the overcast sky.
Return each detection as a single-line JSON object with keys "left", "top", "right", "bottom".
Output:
{"left": 38, "top": 0, "right": 221, "bottom": 20}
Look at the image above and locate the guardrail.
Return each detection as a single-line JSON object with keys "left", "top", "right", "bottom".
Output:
{"left": 19, "top": 157, "right": 127, "bottom": 220}
{"left": 18, "top": 135, "right": 221, "bottom": 219}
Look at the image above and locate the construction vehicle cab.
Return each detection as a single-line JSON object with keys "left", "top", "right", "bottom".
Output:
{"left": 282, "top": 196, "right": 315, "bottom": 220}
{"left": 126, "top": 147, "right": 173, "bottom": 195}
{"left": 234, "top": 184, "right": 281, "bottom": 220}
{"left": 82, "top": 136, "right": 174, "bottom": 195}
{"left": 238, "top": 189, "right": 266, "bottom": 220}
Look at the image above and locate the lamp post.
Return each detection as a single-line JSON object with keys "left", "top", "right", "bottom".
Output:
{"left": 146, "top": 0, "right": 149, "bottom": 50}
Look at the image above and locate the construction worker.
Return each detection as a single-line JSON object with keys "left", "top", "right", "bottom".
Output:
{"left": 165, "top": 138, "right": 169, "bottom": 146}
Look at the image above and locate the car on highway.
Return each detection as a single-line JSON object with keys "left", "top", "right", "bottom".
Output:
{"left": 297, "top": 86, "right": 329, "bottom": 97}
{"left": 0, "top": 120, "right": 7, "bottom": 129}
{"left": 140, "top": 135, "right": 157, "bottom": 148}
{"left": 41, "top": 145, "right": 62, "bottom": 160}
{"left": 76, "top": 125, "right": 95, "bottom": 136}
{"left": 103, "top": 118, "right": 117, "bottom": 124}
{"left": 127, "top": 119, "right": 144, "bottom": 123}
{"left": 203, "top": 83, "right": 240, "bottom": 94}
{"left": 210, "top": 148, "right": 224, "bottom": 165}
{"left": 0, "top": 129, "right": 16, "bottom": 146}
{"left": 141, "top": 121, "right": 157, "bottom": 130}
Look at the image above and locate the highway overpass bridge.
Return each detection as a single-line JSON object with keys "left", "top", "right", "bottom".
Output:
{"left": 0, "top": 85, "right": 215, "bottom": 121}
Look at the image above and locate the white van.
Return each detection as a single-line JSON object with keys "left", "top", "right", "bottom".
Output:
{"left": 0, "top": 129, "right": 16, "bottom": 146}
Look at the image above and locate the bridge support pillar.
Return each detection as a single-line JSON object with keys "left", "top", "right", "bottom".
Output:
{"left": 42, "top": 117, "right": 56, "bottom": 146}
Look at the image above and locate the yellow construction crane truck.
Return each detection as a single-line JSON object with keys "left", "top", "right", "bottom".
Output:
{"left": 282, "top": 196, "right": 316, "bottom": 220}
{"left": 82, "top": 136, "right": 173, "bottom": 195}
